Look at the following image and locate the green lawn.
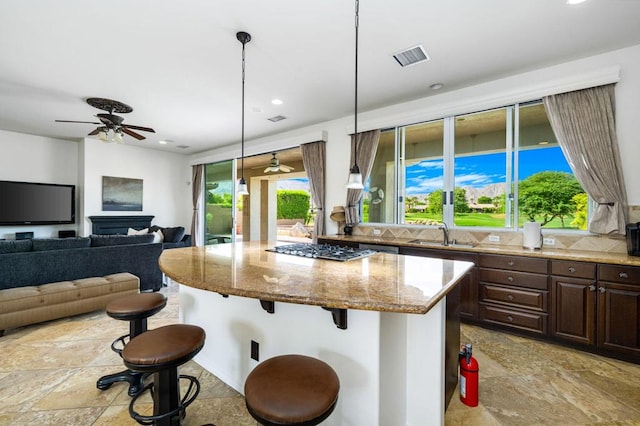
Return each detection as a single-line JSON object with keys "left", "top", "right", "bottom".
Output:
{"left": 399, "top": 212, "right": 579, "bottom": 229}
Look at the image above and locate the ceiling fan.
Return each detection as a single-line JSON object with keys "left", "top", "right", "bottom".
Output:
{"left": 254, "top": 153, "right": 295, "bottom": 173}
{"left": 55, "top": 97, "right": 155, "bottom": 142}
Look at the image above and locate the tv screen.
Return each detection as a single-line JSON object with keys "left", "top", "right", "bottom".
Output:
{"left": 0, "top": 180, "right": 75, "bottom": 225}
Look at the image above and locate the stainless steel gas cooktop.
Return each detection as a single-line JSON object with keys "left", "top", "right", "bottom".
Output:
{"left": 267, "top": 243, "right": 377, "bottom": 261}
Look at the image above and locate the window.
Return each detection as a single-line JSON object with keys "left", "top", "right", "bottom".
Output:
{"left": 365, "top": 101, "right": 587, "bottom": 230}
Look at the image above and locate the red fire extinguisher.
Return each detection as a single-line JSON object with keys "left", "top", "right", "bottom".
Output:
{"left": 459, "top": 343, "right": 479, "bottom": 407}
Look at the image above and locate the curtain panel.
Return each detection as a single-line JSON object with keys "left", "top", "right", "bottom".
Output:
{"left": 543, "top": 84, "right": 628, "bottom": 235}
{"left": 191, "top": 164, "right": 204, "bottom": 246}
{"left": 345, "top": 129, "right": 381, "bottom": 224}
{"left": 301, "top": 141, "right": 326, "bottom": 242}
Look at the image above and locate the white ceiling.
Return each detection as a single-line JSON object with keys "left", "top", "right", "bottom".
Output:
{"left": 1, "top": 0, "right": 639, "bottom": 155}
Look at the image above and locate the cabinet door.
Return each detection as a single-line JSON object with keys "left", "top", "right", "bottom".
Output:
{"left": 551, "top": 276, "right": 596, "bottom": 345}
{"left": 597, "top": 282, "right": 640, "bottom": 356}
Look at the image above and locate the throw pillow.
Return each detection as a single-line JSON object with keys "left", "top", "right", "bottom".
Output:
{"left": 148, "top": 225, "right": 162, "bottom": 233}
{"left": 127, "top": 227, "right": 149, "bottom": 235}
{"left": 151, "top": 230, "right": 164, "bottom": 243}
{"left": 161, "top": 226, "right": 186, "bottom": 243}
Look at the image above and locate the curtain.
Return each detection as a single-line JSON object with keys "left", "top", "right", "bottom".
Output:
{"left": 301, "top": 141, "right": 326, "bottom": 242}
{"left": 345, "top": 129, "right": 381, "bottom": 224}
{"left": 191, "top": 164, "right": 204, "bottom": 246}
{"left": 543, "top": 84, "right": 628, "bottom": 235}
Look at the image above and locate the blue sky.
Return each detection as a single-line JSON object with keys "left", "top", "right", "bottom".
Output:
{"left": 406, "top": 146, "right": 573, "bottom": 195}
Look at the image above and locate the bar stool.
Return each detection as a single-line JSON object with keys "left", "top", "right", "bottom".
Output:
{"left": 122, "top": 324, "right": 206, "bottom": 426}
{"left": 96, "top": 292, "right": 167, "bottom": 396}
{"left": 244, "top": 354, "right": 340, "bottom": 426}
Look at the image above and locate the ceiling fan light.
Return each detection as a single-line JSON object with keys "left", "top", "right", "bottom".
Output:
{"left": 98, "top": 130, "right": 108, "bottom": 142}
{"left": 113, "top": 131, "right": 124, "bottom": 144}
{"left": 269, "top": 165, "right": 279, "bottom": 172}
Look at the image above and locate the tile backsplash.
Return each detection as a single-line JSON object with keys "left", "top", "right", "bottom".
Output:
{"left": 351, "top": 224, "right": 628, "bottom": 254}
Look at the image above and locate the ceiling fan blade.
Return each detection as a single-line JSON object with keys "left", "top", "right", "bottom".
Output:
{"left": 87, "top": 128, "right": 100, "bottom": 136}
{"left": 264, "top": 167, "right": 271, "bottom": 173}
{"left": 281, "top": 164, "right": 294, "bottom": 172}
{"left": 121, "top": 127, "right": 146, "bottom": 140}
{"left": 55, "top": 120, "right": 101, "bottom": 125}
{"left": 123, "top": 124, "right": 155, "bottom": 133}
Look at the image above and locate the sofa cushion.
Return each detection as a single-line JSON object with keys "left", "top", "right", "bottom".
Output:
{"left": 0, "top": 239, "right": 32, "bottom": 254}
{"left": 32, "top": 237, "right": 91, "bottom": 251}
{"left": 162, "top": 226, "right": 186, "bottom": 243}
{"left": 90, "top": 234, "right": 154, "bottom": 247}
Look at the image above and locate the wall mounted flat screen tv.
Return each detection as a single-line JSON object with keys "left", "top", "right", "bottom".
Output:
{"left": 0, "top": 180, "right": 75, "bottom": 225}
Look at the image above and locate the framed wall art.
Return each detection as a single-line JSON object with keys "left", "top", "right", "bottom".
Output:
{"left": 102, "top": 176, "right": 143, "bottom": 211}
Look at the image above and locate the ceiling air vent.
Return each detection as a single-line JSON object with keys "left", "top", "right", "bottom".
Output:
{"left": 393, "top": 45, "right": 430, "bottom": 67}
{"left": 268, "top": 115, "right": 287, "bottom": 122}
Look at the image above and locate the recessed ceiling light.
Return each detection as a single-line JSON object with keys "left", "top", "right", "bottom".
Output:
{"left": 268, "top": 115, "right": 286, "bottom": 122}
{"left": 566, "top": 0, "right": 587, "bottom": 4}
{"left": 430, "top": 83, "right": 443, "bottom": 90}
{"left": 272, "top": 99, "right": 283, "bottom": 105}
{"left": 539, "top": 141, "right": 549, "bottom": 145}
{"left": 159, "top": 139, "right": 173, "bottom": 145}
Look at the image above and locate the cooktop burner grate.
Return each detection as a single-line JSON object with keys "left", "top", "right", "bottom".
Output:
{"left": 267, "top": 243, "right": 377, "bottom": 261}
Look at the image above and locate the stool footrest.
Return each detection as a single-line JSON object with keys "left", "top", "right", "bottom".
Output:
{"left": 111, "top": 334, "right": 130, "bottom": 356}
{"left": 128, "top": 374, "right": 200, "bottom": 425}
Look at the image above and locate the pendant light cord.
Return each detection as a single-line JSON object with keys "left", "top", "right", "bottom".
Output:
{"left": 352, "top": 0, "right": 360, "bottom": 173}
{"left": 241, "top": 38, "right": 246, "bottom": 180}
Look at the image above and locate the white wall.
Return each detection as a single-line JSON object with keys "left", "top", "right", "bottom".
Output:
{"left": 190, "top": 43, "right": 640, "bottom": 236}
{"left": 0, "top": 130, "right": 79, "bottom": 239}
{"left": 0, "top": 129, "right": 192, "bottom": 239}
{"left": 80, "top": 139, "right": 192, "bottom": 236}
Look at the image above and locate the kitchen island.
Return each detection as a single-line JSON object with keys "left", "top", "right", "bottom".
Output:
{"left": 159, "top": 241, "right": 474, "bottom": 426}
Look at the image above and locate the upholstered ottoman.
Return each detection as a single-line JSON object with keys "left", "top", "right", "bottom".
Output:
{"left": 0, "top": 272, "right": 139, "bottom": 335}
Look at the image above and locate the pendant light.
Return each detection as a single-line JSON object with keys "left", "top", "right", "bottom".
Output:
{"left": 346, "top": 0, "right": 364, "bottom": 189}
{"left": 237, "top": 31, "right": 251, "bottom": 196}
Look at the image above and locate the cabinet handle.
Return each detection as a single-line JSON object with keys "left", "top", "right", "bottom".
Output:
{"left": 618, "top": 271, "right": 629, "bottom": 279}
{"left": 599, "top": 287, "right": 606, "bottom": 293}
{"left": 588, "top": 285, "right": 596, "bottom": 292}
{"left": 507, "top": 261, "right": 515, "bottom": 266}
{"left": 507, "top": 294, "right": 514, "bottom": 301}
{"left": 507, "top": 276, "right": 514, "bottom": 282}
{"left": 568, "top": 267, "right": 576, "bottom": 273}
{"left": 507, "top": 315, "right": 514, "bottom": 322}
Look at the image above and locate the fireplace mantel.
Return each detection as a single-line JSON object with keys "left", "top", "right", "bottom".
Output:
{"left": 89, "top": 215, "right": 154, "bottom": 235}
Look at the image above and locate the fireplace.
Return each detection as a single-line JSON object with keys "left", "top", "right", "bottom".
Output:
{"left": 89, "top": 215, "right": 155, "bottom": 235}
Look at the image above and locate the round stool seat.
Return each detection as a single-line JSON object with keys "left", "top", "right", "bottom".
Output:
{"left": 106, "top": 292, "right": 167, "bottom": 321}
{"left": 244, "top": 355, "right": 340, "bottom": 426}
{"left": 123, "top": 324, "right": 206, "bottom": 372}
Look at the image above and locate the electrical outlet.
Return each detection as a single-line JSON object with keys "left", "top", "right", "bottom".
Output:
{"left": 251, "top": 340, "right": 259, "bottom": 361}
{"left": 373, "top": 229, "right": 381, "bottom": 235}
{"left": 488, "top": 235, "right": 500, "bottom": 243}
{"left": 543, "top": 238, "right": 555, "bottom": 245}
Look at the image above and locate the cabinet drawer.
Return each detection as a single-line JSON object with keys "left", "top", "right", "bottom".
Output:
{"left": 479, "top": 283, "right": 547, "bottom": 312}
{"left": 479, "top": 303, "right": 547, "bottom": 334}
{"left": 479, "top": 268, "right": 548, "bottom": 290}
{"left": 598, "top": 264, "right": 640, "bottom": 285}
{"left": 479, "top": 254, "right": 548, "bottom": 273}
{"left": 551, "top": 260, "right": 596, "bottom": 279}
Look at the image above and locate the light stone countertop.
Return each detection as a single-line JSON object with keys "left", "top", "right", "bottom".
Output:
{"left": 159, "top": 241, "right": 474, "bottom": 314}
{"left": 319, "top": 234, "right": 640, "bottom": 266}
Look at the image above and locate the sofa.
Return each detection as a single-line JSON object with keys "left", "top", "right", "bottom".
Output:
{"left": 0, "top": 235, "right": 163, "bottom": 293}
{"left": 127, "top": 225, "right": 192, "bottom": 250}
{"left": 0, "top": 272, "right": 139, "bottom": 336}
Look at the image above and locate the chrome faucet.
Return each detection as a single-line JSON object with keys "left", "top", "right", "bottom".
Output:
{"left": 438, "top": 223, "right": 450, "bottom": 246}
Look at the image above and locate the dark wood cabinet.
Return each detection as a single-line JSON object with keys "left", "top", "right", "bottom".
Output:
{"left": 550, "top": 260, "right": 597, "bottom": 345}
{"left": 597, "top": 264, "right": 640, "bottom": 357}
{"left": 551, "top": 261, "right": 640, "bottom": 358}
{"left": 477, "top": 254, "right": 549, "bottom": 335}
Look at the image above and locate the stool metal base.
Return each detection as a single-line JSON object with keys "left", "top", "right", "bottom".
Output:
{"left": 96, "top": 369, "right": 145, "bottom": 396}
{"left": 128, "top": 367, "right": 200, "bottom": 426}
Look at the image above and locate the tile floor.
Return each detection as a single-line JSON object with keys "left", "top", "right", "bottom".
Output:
{"left": 0, "top": 282, "right": 639, "bottom": 425}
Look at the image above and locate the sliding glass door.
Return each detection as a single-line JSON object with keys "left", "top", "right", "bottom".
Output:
{"left": 204, "top": 160, "right": 234, "bottom": 244}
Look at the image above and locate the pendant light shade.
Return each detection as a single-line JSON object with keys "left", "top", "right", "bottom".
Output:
{"left": 346, "top": 0, "right": 364, "bottom": 190}
{"left": 237, "top": 31, "right": 251, "bottom": 196}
